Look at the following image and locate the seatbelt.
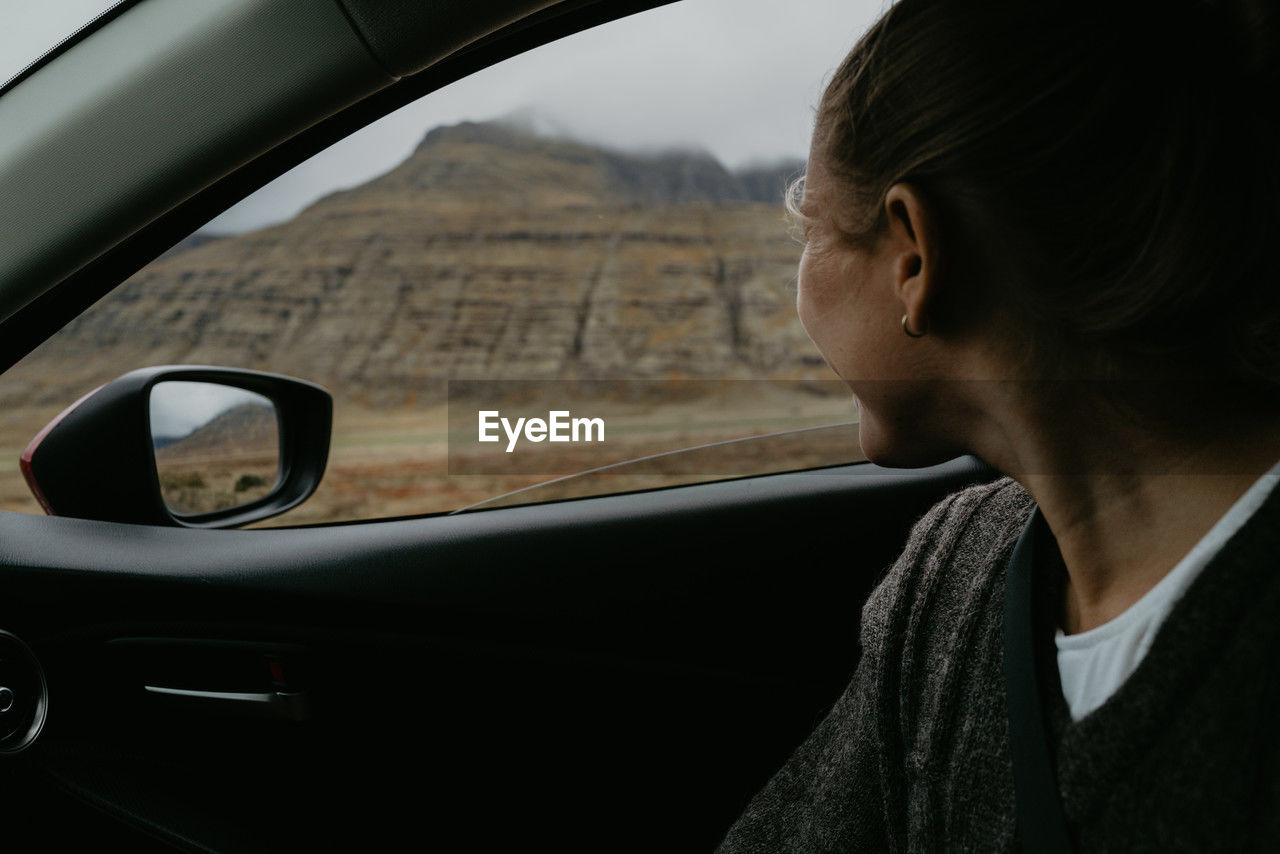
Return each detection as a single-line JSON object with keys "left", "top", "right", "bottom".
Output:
{"left": 1004, "top": 509, "right": 1074, "bottom": 854}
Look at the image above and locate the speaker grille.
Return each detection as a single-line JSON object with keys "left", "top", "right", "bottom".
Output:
{"left": 0, "top": 630, "right": 48, "bottom": 754}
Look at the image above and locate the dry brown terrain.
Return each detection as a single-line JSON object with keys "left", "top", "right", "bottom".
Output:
{"left": 155, "top": 403, "right": 280, "bottom": 515}
{"left": 0, "top": 121, "right": 861, "bottom": 524}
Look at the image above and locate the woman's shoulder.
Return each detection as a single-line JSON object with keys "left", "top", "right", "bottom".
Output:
{"left": 860, "top": 475, "right": 1034, "bottom": 655}
{"left": 906, "top": 474, "right": 1032, "bottom": 558}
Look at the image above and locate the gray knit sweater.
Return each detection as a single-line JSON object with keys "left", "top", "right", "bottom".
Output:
{"left": 717, "top": 477, "right": 1280, "bottom": 852}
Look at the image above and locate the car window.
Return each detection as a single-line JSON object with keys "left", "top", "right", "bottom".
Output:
{"left": 0, "top": 1, "right": 124, "bottom": 86}
{"left": 0, "top": 0, "right": 881, "bottom": 525}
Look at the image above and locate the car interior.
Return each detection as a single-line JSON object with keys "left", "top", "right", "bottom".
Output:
{"left": 0, "top": 0, "right": 1001, "bottom": 849}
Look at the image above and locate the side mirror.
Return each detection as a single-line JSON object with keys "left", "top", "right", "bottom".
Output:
{"left": 20, "top": 366, "right": 331, "bottom": 528}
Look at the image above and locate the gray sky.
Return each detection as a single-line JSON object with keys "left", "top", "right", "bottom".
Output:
{"left": 1, "top": 1, "right": 119, "bottom": 84}
{"left": 3, "top": 0, "right": 885, "bottom": 233}
{"left": 149, "top": 382, "right": 272, "bottom": 438}
{"left": 210, "top": 0, "right": 884, "bottom": 233}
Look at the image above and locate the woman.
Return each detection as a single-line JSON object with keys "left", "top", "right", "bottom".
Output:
{"left": 718, "top": 0, "right": 1279, "bottom": 850}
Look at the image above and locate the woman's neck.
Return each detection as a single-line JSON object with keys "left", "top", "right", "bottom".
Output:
{"left": 1025, "top": 469, "right": 1272, "bottom": 634}
{"left": 965, "top": 386, "right": 1280, "bottom": 634}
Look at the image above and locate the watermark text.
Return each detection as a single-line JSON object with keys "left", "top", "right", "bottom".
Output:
{"left": 478, "top": 410, "right": 605, "bottom": 452}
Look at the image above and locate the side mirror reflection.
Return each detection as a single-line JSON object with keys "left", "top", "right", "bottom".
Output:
{"left": 150, "top": 381, "right": 281, "bottom": 517}
{"left": 22, "top": 365, "right": 330, "bottom": 528}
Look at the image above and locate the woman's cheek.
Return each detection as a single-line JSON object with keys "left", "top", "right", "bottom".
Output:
{"left": 795, "top": 247, "right": 818, "bottom": 332}
{"left": 796, "top": 246, "right": 846, "bottom": 366}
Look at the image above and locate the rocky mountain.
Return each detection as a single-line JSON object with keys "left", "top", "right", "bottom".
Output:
{"left": 1, "top": 120, "right": 827, "bottom": 410}
{"left": 155, "top": 231, "right": 223, "bottom": 261}
{"left": 154, "top": 402, "right": 278, "bottom": 458}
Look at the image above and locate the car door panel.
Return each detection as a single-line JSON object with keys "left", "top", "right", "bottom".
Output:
{"left": 0, "top": 456, "right": 996, "bottom": 850}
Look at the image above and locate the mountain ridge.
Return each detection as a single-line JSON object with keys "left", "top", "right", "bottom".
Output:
{"left": 2, "top": 120, "right": 827, "bottom": 412}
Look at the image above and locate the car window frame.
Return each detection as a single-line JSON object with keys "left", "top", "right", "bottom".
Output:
{"left": 1, "top": 0, "right": 873, "bottom": 526}
{"left": 0, "top": 0, "right": 678, "bottom": 377}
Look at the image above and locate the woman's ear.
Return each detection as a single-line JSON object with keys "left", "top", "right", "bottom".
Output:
{"left": 883, "top": 183, "right": 941, "bottom": 334}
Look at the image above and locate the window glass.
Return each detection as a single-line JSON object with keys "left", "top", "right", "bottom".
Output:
{"left": 0, "top": 1, "right": 123, "bottom": 86}
{"left": 0, "top": 0, "right": 882, "bottom": 524}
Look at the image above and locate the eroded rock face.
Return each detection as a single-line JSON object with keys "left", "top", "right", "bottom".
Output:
{"left": 4, "top": 121, "right": 829, "bottom": 409}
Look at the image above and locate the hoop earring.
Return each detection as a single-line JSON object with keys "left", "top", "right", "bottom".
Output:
{"left": 901, "top": 314, "right": 927, "bottom": 338}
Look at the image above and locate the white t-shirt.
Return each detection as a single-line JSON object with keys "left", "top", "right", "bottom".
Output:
{"left": 1055, "top": 460, "right": 1280, "bottom": 721}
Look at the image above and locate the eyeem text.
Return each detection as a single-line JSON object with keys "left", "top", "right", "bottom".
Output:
{"left": 478, "top": 410, "right": 606, "bottom": 453}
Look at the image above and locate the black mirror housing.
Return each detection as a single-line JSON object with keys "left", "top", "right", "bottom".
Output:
{"left": 20, "top": 366, "right": 331, "bottom": 528}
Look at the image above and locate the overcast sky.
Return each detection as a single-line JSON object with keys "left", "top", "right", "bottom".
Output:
{"left": 150, "top": 381, "right": 273, "bottom": 439}
{"left": 0, "top": 0, "right": 120, "bottom": 85}
{"left": 214, "top": 0, "right": 883, "bottom": 232}
{"left": 4, "top": 0, "right": 885, "bottom": 233}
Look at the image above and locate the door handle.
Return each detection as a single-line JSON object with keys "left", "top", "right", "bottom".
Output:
{"left": 144, "top": 685, "right": 309, "bottom": 721}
